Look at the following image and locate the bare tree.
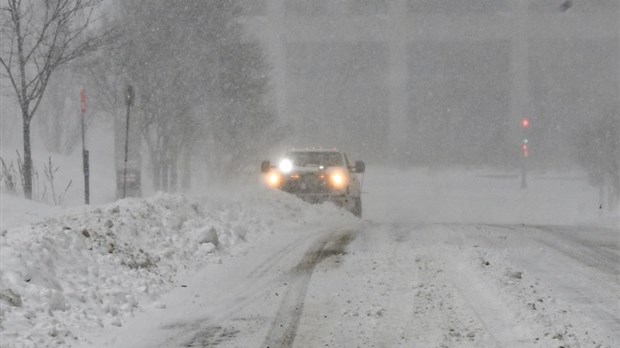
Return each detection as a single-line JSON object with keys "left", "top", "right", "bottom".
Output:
{"left": 0, "top": 0, "right": 107, "bottom": 199}
{"left": 574, "top": 113, "right": 620, "bottom": 212}
{"left": 38, "top": 68, "right": 82, "bottom": 154}
{"left": 109, "top": 0, "right": 276, "bottom": 190}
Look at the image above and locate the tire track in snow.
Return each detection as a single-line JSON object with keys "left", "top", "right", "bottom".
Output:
{"left": 410, "top": 225, "right": 539, "bottom": 347}
{"left": 530, "top": 225, "right": 619, "bottom": 277}
{"left": 148, "top": 231, "right": 332, "bottom": 348}
{"left": 248, "top": 232, "right": 319, "bottom": 280}
{"left": 262, "top": 229, "right": 356, "bottom": 348}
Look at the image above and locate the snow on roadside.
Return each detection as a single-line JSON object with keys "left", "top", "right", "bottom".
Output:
{"left": 0, "top": 189, "right": 356, "bottom": 348}
{"left": 462, "top": 228, "right": 618, "bottom": 348}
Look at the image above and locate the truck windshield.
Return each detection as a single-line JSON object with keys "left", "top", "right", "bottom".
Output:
{"left": 287, "top": 152, "right": 344, "bottom": 167}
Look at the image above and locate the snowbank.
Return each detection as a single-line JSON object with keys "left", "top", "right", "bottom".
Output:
{"left": 0, "top": 189, "right": 355, "bottom": 348}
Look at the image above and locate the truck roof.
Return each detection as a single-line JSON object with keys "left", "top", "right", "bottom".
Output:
{"left": 287, "top": 147, "right": 341, "bottom": 153}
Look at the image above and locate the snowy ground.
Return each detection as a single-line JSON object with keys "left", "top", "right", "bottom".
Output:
{"left": 1, "top": 166, "right": 618, "bottom": 348}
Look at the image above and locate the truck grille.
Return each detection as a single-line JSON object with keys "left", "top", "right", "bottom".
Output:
{"left": 283, "top": 173, "right": 330, "bottom": 194}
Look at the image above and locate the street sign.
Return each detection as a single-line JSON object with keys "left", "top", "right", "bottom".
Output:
{"left": 80, "top": 88, "right": 86, "bottom": 113}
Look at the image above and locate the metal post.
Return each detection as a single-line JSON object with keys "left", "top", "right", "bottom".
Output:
{"left": 80, "top": 88, "right": 89, "bottom": 204}
{"left": 512, "top": 0, "right": 530, "bottom": 190}
{"left": 123, "top": 85, "right": 134, "bottom": 199}
{"left": 520, "top": 159, "right": 528, "bottom": 189}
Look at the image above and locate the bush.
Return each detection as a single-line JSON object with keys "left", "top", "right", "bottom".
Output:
{"left": 0, "top": 153, "right": 71, "bottom": 205}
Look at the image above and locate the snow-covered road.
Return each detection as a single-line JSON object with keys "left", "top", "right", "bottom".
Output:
{"left": 292, "top": 222, "right": 619, "bottom": 347}
{"left": 1, "top": 168, "right": 618, "bottom": 347}
{"left": 84, "top": 221, "right": 619, "bottom": 348}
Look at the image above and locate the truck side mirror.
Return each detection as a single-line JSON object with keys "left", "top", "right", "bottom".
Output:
{"left": 355, "top": 161, "right": 365, "bottom": 173}
{"left": 261, "top": 160, "right": 271, "bottom": 173}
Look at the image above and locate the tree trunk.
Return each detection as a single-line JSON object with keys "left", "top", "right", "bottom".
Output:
{"left": 599, "top": 185, "right": 605, "bottom": 211}
{"left": 181, "top": 147, "right": 191, "bottom": 192}
{"left": 161, "top": 158, "right": 169, "bottom": 192}
{"left": 52, "top": 109, "right": 62, "bottom": 153}
{"left": 169, "top": 155, "right": 178, "bottom": 192}
{"left": 152, "top": 155, "right": 162, "bottom": 192}
{"left": 614, "top": 174, "right": 620, "bottom": 211}
{"left": 608, "top": 178, "right": 618, "bottom": 212}
{"left": 22, "top": 113, "right": 33, "bottom": 199}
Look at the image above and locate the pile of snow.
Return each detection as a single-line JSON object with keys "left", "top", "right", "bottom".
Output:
{"left": 0, "top": 189, "right": 356, "bottom": 348}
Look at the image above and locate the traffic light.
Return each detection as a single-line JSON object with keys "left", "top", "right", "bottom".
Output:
{"left": 521, "top": 144, "right": 529, "bottom": 157}
{"left": 520, "top": 118, "right": 530, "bottom": 158}
{"left": 520, "top": 117, "right": 530, "bottom": 129}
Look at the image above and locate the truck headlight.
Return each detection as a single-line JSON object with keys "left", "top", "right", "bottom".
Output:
{"left": 278, "top": 158, "right": 293, "bottom": 174}
{"left": 329, "top": 170, "right": 347, "bottom": 189}
{"left": 265, "top": 171, "right": 283, "bottom": 188}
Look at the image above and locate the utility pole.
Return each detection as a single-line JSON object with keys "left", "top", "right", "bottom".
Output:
{"left": 123, "top": 85, "right": 135, "bottom": 199}
{"left": 80, "top": 88, "right": 90, "bottom": 204}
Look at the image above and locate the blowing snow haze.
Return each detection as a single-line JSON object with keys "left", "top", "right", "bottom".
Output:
{"left": 238, "top": 0, "right": 620, "bottom": 169}
{"left": 1, "top": 0, "right": 618, "bottom": 176}
{"left": 0, "top": 1, "right": 619, "bottom": 348}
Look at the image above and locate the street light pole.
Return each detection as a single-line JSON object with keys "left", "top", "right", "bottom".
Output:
{"left": 123, "top": 85, "right": 134, "bottom": 199}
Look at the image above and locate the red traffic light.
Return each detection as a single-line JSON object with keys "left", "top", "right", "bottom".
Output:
{"left": 521, "top": 144, "right": 529, "bottom": 157}
{"left": 521, "top": 118, "right": 530, "bottom": 129}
